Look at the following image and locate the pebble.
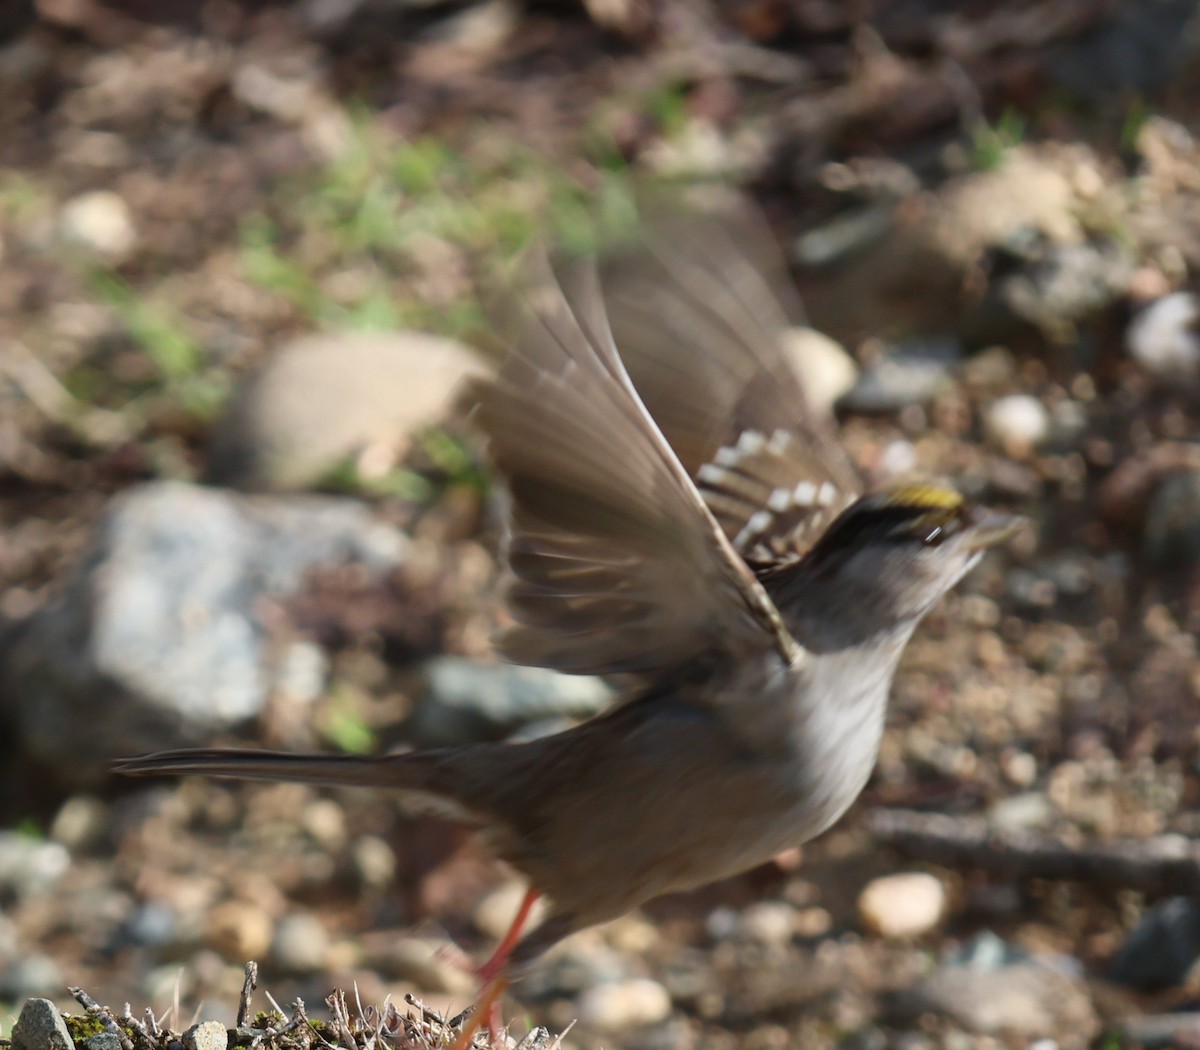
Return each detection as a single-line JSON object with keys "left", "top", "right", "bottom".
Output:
{"left": 473, "top": 880, "right": 547, "bottom": 940}
{"left": 48, "top": 795, "right": 109, "bottom": 850}
{"left": 1127, "top": 291, "right": 1200, "bottom": 379}
{"left": 11, "top": 998, "right": 74, "bottom": 1050}
{"left": 411, "top": 658, "right": 611, "bottom": 747}
{"left": 984, "top": 394, "right": 1050, "bottom": 453}
{"left": 737, "top": 901, "right": 796, "bottom": 946}
{"left": 858, "top": 872, "right": 946, "bottom": 939}
{"left": 208, "top": 330, "right": 490, "bottom": 490}
{"left": 1143, "top": 470, "right": 1200, "bottom": 567}
{"left": 988, "top": 792, "right": 1054, "bottom": 832}
{"left": 352, "top": 835, "right": 396, "bottom": 889}
{"left": 184, "top": 1021, "right": 229, "bottom": 1050}
{"left": 58, "top": 190, "right": 136, "bottom": 259}
{"left": 904, "top": 960, "right": 1096, "bottom": 1036}
{"left": 204, "top": 900, "right": 274, "bottom": 960}
{"left": 1109, "top": 897, "right": 1200, "bottom": 991}
{"left": 577, "top": 978, "right": 672, "bottom": 1031}
{"left": 367, "top": 935, "right": 475, "bottom": 996}
{"left": 780, "top": 327, "right": 859, "bottom": 414}
{"left": 841, "top": 339, "right": 960, "bottom": 412}
{"left": 83, "top": 1036, "right": 123, "bottom": 1050}
{"left": 0, "top": 833, "right": 70, "bottom": 896}
{"left": 271, "top": 912, "right": 332, "bottom": 974}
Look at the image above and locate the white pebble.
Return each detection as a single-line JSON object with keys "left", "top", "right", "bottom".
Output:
{"left": 577, "top": 978, "right": 672, "bottom": 1031}
{"left": 59, "top": 190, "right": 136, "bottom": 259}
{"left": 984, "top": 394, "right": 1050, "bottom": 451}
{"left": 271, "top": 913, "right": 331, "bottom": 973}
{"left": 737, "top": 901, "right": 796, "bottom": 946}
{"left": 1128, "top": 292, "right": 1200, "bottom": 379}
{"left": 858, "top": 872, "right": 946, "bottom": 939}
{"left": 473, "top": 880, "right": 546, "bottom": 940}
{"left": 781, "top": 327, "right": 859, "bottom": 414}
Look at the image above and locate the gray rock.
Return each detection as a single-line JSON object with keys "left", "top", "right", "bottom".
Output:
{"left": 11, "top": 998, "right": 73, "bottom": 1050}
{"left": 577, "top": 978, "right": 672, "bottom": 1032}
{"left": 83, "top": 1034, "right": 123, "bottom": 1050}
{"left": 1128, "top": 292, "right": 1200, "bottom": 380}
{"left": 1112, "top": 1012, "right": 1200, "bottom": 1049}
{"left": 841, "top": 339, "right": 960, "bottom": 412}
{"left": 1144, "top": 471, "right": 1200, "bottom": 568}
{"left": 1109, "top": 897, "right": 1200, "bottom": 991}
{"left": 270, "top": 913, "right": 331, "bottom": 974}
{"left": 1, "top": 481, "right": 407, "bottom": 785}
{"left": 208, "top": 331, "right": 489, "bottom": 491}
{"left": 903, "top": 960, "right": 1095, "bottom": 1037}
{"left": 409, "top": 657, "right": 611, "bottom": 747}
{"left": 183, "top": 1021, "right": 229, "bottom": 1050}
{"left": 996, "top": 240, "right": 1133, "bottom": 334}
{"left": 0, "top": 833, "right": 70, "bottom": 896}
{"left": 0, "top": 956, "right": 64, "bottom": 1001}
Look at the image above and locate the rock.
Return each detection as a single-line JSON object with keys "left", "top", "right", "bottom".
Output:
{"left": 988, "top": 792, "right": 1054, "bottom": 833}
{"left": 365, "top": 935, "right": 474, "bottom": 996}
{"left": 49, "top": 795, "right": 109, "bottom": 850}
{"left": 984, "top": 395, "right": 1050, "bottom": 454}
{"left": 995, "top": 240, "right": 1134, "bottom": 336}
{"left": 58, "top": 190, "right": 136, "bottom": 259}
{"left": 577, "top": 978, "right": 672, "bottom": 1031}
{"left": 351, "top": 835, "right": 395, "bottom": 890}
{"left": 0, "top": 956, "right": 64, "bottom": 1001}
{"left": 11, "top": 998, "right": 73, "bottom": 1050}
{"left": 1112, "top": 1012, "right": 1200, "bottom": 1049}
{"left": 473, "top": 880, "right": 548, "bottom": 941}
{"left": 904, "top": 960, "right": 1096, "bottom": 1037}
{"left": 183, "top": 1021, "right": 228, "bottom": 1050}
{"left": 1109, "top": 897, "right": 1200, "bottom": 991}
{"left": 209, "top": 331, "right": 490, "bottom": 490}
{"left": 841, "top": 339, "right": 960, "bottom": 412}
{"left": 522, "top": 942, "right": 630, "bottom": 1000}
{"left": 780, "top": 327, "right": 858, "bottom": 415}
{"left": 1, "top": 481, "right": 407, "bottom": 785}
{"left": 1143, "top": 470, "right": 1200, "bottom": 567}
{"left": 271, "top": 913, "right": 331, "bottom": 974}
{"left": 858, "top": 872, "right": 946, "bottom": 939}
{"left": 1128, "top": 292, "right": 1200, "bottom": 379}
{"left": 736, "top": 901, "right": 797, "bottom": 946}
{"left": 83, "top": 1035, "right": 123, "bottom": 1050}
{"left": 204, "top": 900, "right": 274, "bottom": 961}
{"left": 0, "top": 833, "right": 70, "bottom": 896}
{"left": 409, "top": 657, "right": 611, "bottom": 747}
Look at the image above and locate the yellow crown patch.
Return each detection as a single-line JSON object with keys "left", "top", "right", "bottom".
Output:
{"left": 883, "top": 483, "right": 963, "bottom": 512}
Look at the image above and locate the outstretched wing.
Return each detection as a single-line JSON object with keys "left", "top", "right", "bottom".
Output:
{"left": 472, "top": 257, "right": 802, "bottom": 679}
{"left": 600, "top": 197, "right": 862, "bottom": 563}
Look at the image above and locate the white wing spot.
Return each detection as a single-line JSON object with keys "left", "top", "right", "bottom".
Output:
{"left": 768, "top": 429, "right": 791, "bottom": 454}
{"left": 794, "top": 480, "right": 816, "bottom": 506}
{"left": 735, "top": 508, "right": 774, "bottom": 549}
{"left": 714, "top": 445, "right": 741, "bottom": 467}
{"left": 817, "top": 482, "right": 838, "bottom": 506}
{"left": 768, "top": 487, "right": 792, "bottom": 512}
{"left": 697, "top": 463, "right": 728, "bottom": 485}
{"left": 737, "top": 429, "right": 766, "bottom": 454}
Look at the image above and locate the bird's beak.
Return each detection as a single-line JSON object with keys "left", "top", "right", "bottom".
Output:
{"left": 965, "top": 508, "right": 1026, "bottom": 551}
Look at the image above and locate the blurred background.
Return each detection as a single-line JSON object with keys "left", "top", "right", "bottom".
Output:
{"left": 2, "top": 1, "right": 1200, "bottom": 1047}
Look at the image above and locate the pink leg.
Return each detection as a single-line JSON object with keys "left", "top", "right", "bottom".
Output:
{"left": 453, "top": 888, "right": 541, "bottom": 1049}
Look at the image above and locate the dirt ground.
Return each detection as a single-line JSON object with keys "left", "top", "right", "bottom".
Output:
{"left": 3, "top": 2, "right": 1200, "bottom": 1048}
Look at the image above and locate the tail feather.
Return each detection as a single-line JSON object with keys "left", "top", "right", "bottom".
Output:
{"left": 113, "top": 747, "right": 484, "bottom": 824}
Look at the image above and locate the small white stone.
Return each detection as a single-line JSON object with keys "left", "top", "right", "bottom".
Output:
{"left": 1128, "top": 292, "right": 1200, "bottom": 379}
{"left": 737, "top": 901, "right": 796, "bottom": 946}
{"left": 271, "top": 912, "right": 331, "bottom": 973}
{"left": 781, "top": 327, "right": 859, "bottom": 415}
{"left": 984, "top": 394, "right": 1050, "bottom": 451}
{"left": 858, "top": 872, "right": 946, "bottom": 939}
{"left": 472, "top": 880, "right": 546, "bottom": 940}
{"left": 577, "top": 978, "right": 672, "bottom": 1031}
{"left": 59, "top": 190, "right": 136, "bottom": 259}
{"left": 183, "top": 1021, "right": 227, "bottom": 1050}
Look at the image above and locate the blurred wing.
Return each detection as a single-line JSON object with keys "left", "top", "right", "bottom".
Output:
{"left": 474, "top": 258, "right": 801, "bottom": 679}
{"left": 600, "top": 198, "right": 862, "bottom": 562}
